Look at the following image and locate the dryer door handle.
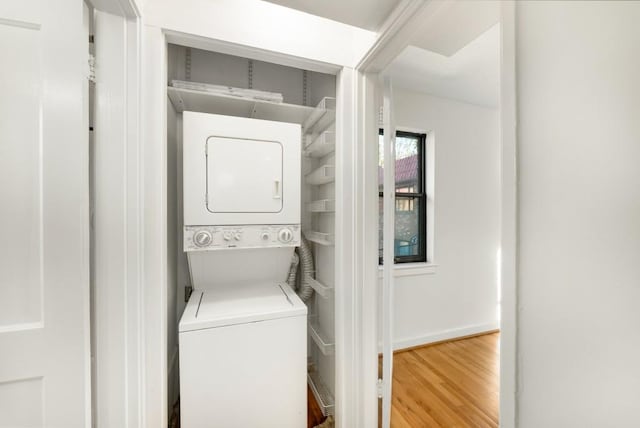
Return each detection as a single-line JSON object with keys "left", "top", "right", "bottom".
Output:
{"left": 274, "top": 180, "right": 282, "bottom": 199}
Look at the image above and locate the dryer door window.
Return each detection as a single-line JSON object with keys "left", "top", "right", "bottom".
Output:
{"left": 206, "top": 136, "right": 283, "bottom": 213}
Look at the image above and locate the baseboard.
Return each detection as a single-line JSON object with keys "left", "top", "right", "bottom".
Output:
{"left": 378, "top": 322, "right": 500, "bottom": 353}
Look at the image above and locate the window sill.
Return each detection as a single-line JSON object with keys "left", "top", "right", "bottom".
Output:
{"left": 377, "top": 262, "right": 438, "bottom": 278}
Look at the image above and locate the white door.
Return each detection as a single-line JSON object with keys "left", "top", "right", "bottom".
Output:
{"left": 207, "top": 137, "right": 284, "bottom": 213}
{"left": 0, "top": 1, "right": 90, "bottom": 427}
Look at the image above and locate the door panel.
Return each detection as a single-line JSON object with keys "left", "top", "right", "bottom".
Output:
{"left": 0, "top": 0, "right": 90, "bottom": 426}
{"left": 0, "top": 21, "right": 42, "bottom": 329}
{"left": 207, "top": 137, "right": 283, "bottom": 213}
{"left": 0, "top": 377, "right": 44, "bottom": 427}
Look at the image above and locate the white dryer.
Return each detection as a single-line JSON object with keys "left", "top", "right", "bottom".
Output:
{"left": 179, "top": 282, "right": 307, "bottom": 428}
{"left": 183, "top": 111, "right": 301, "bottom": 227}
{"left": 182, "top": 112, "right": 302, "bottom": 289}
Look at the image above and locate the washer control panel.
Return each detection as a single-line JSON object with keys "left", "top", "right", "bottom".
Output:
{"left": 184, "top": 224, "right": 300, "bottom": 251}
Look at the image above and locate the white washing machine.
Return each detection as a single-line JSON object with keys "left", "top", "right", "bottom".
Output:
{"left": 179, "top": 282, "right": 307, "bottom": 428}
{"left": 179, "top": 112, "right": 307, "bottom": 427}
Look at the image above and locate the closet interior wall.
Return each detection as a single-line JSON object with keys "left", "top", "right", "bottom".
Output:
{"left": 165, "top": 44, "right": 338, "bottom": 415}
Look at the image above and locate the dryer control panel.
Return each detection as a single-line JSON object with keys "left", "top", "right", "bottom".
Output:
{"left": 184, "top": 225, "right": 300, "bottom": 251}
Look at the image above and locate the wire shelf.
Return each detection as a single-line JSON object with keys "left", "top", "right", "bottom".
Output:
{"left": 305, "top": 231, "right": 334, "bottom": 246}
{"left": 303, "top": 97, "right": 336, "bottom": 134}
{"left": 305, "top": 165, "right": 335, "bottom": 185}
{"left": 167, "top": 85, "right": 314, "bottom": 124}
{"left": 306, "top": 276, "right": 333, "bottom": 299}
{"left": 308, "top": 365, "right": 335, "bottom": 417}
{"left": 307, "top": 199, "right": 335, "bottom": 213}
{"left": 308, "top": 317, "right": 335, "bottom": 356}
{"left": 304, "top": 131, "right": 335, "bottom": 158}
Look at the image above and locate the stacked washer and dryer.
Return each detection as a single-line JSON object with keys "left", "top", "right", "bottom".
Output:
{"left": 179, "top": 112, "right": 308, "bottom": 427}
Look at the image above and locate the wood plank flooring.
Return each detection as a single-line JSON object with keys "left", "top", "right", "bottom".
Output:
{"left": 308, "top": 385, "right": 327, "bottom": 428}
{"left": 390, "top": 332, "right": 499, "bottom": 427}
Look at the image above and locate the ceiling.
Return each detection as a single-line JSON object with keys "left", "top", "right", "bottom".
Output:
{"left": 386, "top": 23, "right": 501, "bottom": 108}
{"left": 260, "top": 0, "right": 501, "bottom": 107}
{"left": 411, "top": 0, "right": 500, "bottom": 56}
{"left": 384, "top": 0, "right": 500, "bottom": 108}
{"left": 260, "top": 0, "right": 401, "bottom": 31}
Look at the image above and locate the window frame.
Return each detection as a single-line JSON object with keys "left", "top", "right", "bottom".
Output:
{"left": 378, "top": 129, "right": 427, "bottom": 264}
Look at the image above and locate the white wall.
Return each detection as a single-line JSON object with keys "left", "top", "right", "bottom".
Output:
{"left": 381, "top": 89, "right": 500, "bottom": 349}
{"left": 143, "top": 0, "right": 375, "bottom": 68}
{"left": 516, "top": 2, "right": 640, "bottom": 426}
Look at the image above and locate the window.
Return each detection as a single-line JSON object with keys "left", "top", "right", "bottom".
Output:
{"left": 379, "top": 130, "right": 427, "bottom": 264}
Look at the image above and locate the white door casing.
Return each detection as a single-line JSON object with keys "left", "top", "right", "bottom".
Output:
{"left": 92, "top": 7, "right": 144, "bottom": 428}
{"left": 355, "top": 1, "right": 519, "bottom": 426}
{"left": 0, "top": 1, "right": 91, "bottom": 427}
{"left": 380, "top": 76, "right": 396, "bottom": 428}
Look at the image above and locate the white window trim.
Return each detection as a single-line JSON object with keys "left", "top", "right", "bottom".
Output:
{"left": 377, "top": 262, "right": 438, "bottom": 278}
{"left": 380, "top": 127, "right": 435, "bottom": 268}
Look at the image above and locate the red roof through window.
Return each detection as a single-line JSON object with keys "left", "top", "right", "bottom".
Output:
{"left": 378, "top": 154, "right": 418, "bottom": 187}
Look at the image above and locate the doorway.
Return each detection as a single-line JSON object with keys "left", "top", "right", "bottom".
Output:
{"left": 356, "top": 1, "right": 517, "bottom": 426}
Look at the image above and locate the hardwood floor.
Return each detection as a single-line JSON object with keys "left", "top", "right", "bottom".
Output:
{"left": 390, "top": 332, "right": 499, "bottom": 427}
{"left": 308, "top": 385, "right": 327, "bottom": 428}
{"left": 173, "top": 334, "right": 496, "bottom": 428}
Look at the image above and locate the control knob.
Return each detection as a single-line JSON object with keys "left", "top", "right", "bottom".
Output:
{"left": 278, "top": 228, "right": 293, "bottom": 243}
{"left": 193, "top": 230, "right": 212, "bottom": 247}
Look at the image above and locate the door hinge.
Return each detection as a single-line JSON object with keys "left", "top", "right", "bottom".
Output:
{"left": 377, "top": 378, "right": 384, "bottom": 398}
{"left": 378, "top": 106, "right": 384, "bottom": 127}
{"left": 185, "top": 284, "right": 193, "bottom": 302}
{"left": 87, "top": 53, "right": 96, "bottom": 83}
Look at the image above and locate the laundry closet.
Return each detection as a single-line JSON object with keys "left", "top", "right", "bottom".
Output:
{"left": 165, "top": 45, "right": 339, "bottom": 425}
